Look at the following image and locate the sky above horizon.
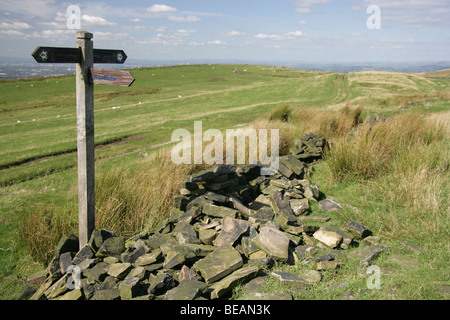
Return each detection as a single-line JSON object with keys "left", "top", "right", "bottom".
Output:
{"left": 0, "top": 0, "right": 449, "bottom": 63}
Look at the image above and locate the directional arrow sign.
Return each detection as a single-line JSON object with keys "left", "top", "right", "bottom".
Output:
{"left": 32, "top": 47, "right": 81, "bottom": 63}
{"left": 93, "top": 49, "right": 127, "bottom": 64}
{"left": 91, "top": 69, "right": 135, "bottom": 87}
{"left": 32, "top": 47, "right": 127, "bottom": 64}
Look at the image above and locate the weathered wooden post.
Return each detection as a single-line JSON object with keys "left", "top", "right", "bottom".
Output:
{"left": 32, "top": 31, "right": 134, "bottom": 249}
{"left": 76, "top": 31, "right": 95, "bottom": 247}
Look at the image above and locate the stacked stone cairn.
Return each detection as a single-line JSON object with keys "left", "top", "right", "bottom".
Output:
{"left": 28, "top": 133, "right": 379, "bottom": 300}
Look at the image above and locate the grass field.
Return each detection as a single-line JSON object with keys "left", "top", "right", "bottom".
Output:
{"left": 0, "top": 64, "right": 449, "bottom": 300}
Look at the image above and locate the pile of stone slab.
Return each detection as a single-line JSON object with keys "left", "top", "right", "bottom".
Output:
{"left": 27, "top": 133, "right": 385, "bottom": 300}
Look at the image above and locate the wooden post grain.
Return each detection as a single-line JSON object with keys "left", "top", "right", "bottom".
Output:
{"left": 76, "top": 31, "right": 95, "bottom": 247}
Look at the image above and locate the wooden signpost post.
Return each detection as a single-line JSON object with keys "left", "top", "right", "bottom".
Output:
{"left": 32, "top": 31, "right": 134, "bottom": 248}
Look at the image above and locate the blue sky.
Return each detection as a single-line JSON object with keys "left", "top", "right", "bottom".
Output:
{"left": 0, "top": 0, "right": 449, "bottom": 62}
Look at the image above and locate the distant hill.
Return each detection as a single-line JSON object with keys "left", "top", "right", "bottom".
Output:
{"left": 420, "top": 68, "right": 450, "bottom": 79}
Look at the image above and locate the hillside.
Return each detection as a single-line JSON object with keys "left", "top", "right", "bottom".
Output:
{"left": 420, "top": 68, "right": 450, "bottom": 79}
{"left": 0, "top": 65, "right": 449, "bottom": 300}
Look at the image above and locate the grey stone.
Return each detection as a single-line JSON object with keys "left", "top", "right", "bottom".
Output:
{"left": 271, "top": 271, "right": 312, "bottom": 288}
{"left": 147, "top": 233, "right": 177, "bottom": 249}
{"left": 348, "top": 246, "right": 384, "bottom": 265}
{"left": 279, "top": 155, "right": 305, "bottom": 176}
{"left": 83, "top": 263, "right": 108, "bottom": 283}
{"left": 193, "top": 245, "right": 243, "bottom": 283}
{"left": 299, "top": 270, "right": 322, "bottom": 284}
{"left": 290, "top": 198, "right": 309, "bottom": 216}
{"left": 252, "top": 226, "right": 290, "bottom": 262}
{"left": 319, "top": 199, "right": 342, "bottom": 212}
{"left": 96, "top": 236, "right": 125, "bottom": 258}
{"left": 161, "top": 244, "right": 197, "bottom": 269}
{"left": 213, "top": 216, "right": 249, "bottom": 247}
{"left": 89, "top": 229, "right": 115, "bottom": 252}
{"left": 119, "top": 277, "right": 143, "bottom": 300}
{"left": 148, "top": 273, "right": 177, "bottom": 295}
{"left": 314, "top": 226, "right": 353, "bottom": 249}
{"left": 59, "top": 252, "right": 73, "bottom": 275}
{"left": 243, "top": 276, "right": 267, "bottom": 292}
{"left": 203, "top": 203, "right": 238, "bottom": 218}
{"left": 45, "top": 274, "right": 69, "bottom": 300}
{"left": 121, "top": 246, "right": 147, "bottom": 263}
{"left": 313, "top": 228, "right": 342, "bottom": 248}
{"left": 210, "top": 265, "right": 260, "bottom": 299}
{"left": 199, "top": 228, "right": 217, "bottom": 245}
{"left": 347, "top": 220, "right": 372, "bottom": 239}
{"left": 57, "top": 289, "right": 83, "bottom": 300}
{"left": 54, "top": 234, "right": 78, "bottom": 258}
{"left": 164, "top": 280, "right": 207, "bottom": 300}
{"left": 270, "top": 191, "right": 298, "bottom": 229}
{"left": 107, "top": 263, "right": 133, "bottom": 280}
{"left": 312, "top": 261, "right": 340, "bottom": 271}
{"left": 72, "top": 244, "right": 94, "bottom": 265}
{"left": 91, "top": 289, "right": 120, "bottom": 300}
{"left": 135, "top": 249, "right": 162, "bottom": 267}
{"left": 179, "top": 265, "right": 198, "bottom": 282}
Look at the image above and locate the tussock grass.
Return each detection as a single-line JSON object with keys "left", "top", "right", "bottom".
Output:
{"left": 94, "top": 149, "right": 202, "bottom": 237}
{"left": 19, "top": 203, "right": 77, "bottom": 265}
{"left": 327, "top": 112, "right": 447, "bottom": 183}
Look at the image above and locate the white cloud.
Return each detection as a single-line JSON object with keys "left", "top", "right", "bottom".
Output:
{"left": 0, "top": 21, "right": 32, "bottom": 30}
{"left": 287, "top": 30, "right": 303, "bottom": 37}
{"left": 223, "top": 30, "right": 246, "bottom": 37}
{"left": 154, "top": 26, "right": 168, "bottom": 32}
{"left": 0, "top": 30, "right": 28, "bottom": 38}
{"left": 208, "top": 40, "right": 227, "bottom": 46}
{"left": 167, "top": 15, "right": 201, "bottom": 22}
{"left": 174, "top": 29, "right": 196, "bottom": 37}
{"left": 82, "top": 15, "right": 117, "bottom": 27}
{"left": 130, "top": 18, "right": 141, "bottom": 23}
{"left": 147, "top": 4, "right": 177, "bottom": 13}
{"left": 189, "top": 41, "right": 205, "bottom": 46}
{"left": 299, "top": 20, "right": 308, "bottom": 24}
{"left": 255, "top": 30, "right": 304, "bottom": 41}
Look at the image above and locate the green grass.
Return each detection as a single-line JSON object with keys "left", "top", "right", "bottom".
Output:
{"left": 0, "top": 64, "right": 449, "bottom": 300}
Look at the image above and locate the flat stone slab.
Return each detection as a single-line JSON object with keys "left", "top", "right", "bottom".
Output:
{"left": 299, "top": 270, "right": 322, "bottom": 284}
{"left": 107, "top": 263, "right": 132, "bottom": 280}
{"left": 348, "top": 246, "right": 385, "bottom": 265}
{"left": 271, "top": 271, "right": 312, "bottom": 289}
{"left": 213, "top": 216, "right": 249, "bottom": 247}
{"left": 290, "top": 198, "right": 309, "bottom": 216}
{"left": 312, "top": 261, "right": 340, "bottom": 271}
{"left": 203, "top": 203, "right": 238, "bottom": 218}
{"left": 210, "top": 265, "right": 260, "bottom": 299}
{"left": 318, "top": 199, "right": 342, "bottom": 212}
{"left": 252, "top": 226, "right": 290, "bottom": 262}
{"left": 164, "top": 280, "right": 207, "bottom": 300}
{"left": 193, "top": 245, "right": 243, "bottom": 283}
{"left": 313, "top": 229, "right": 342, "bottom": 248}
